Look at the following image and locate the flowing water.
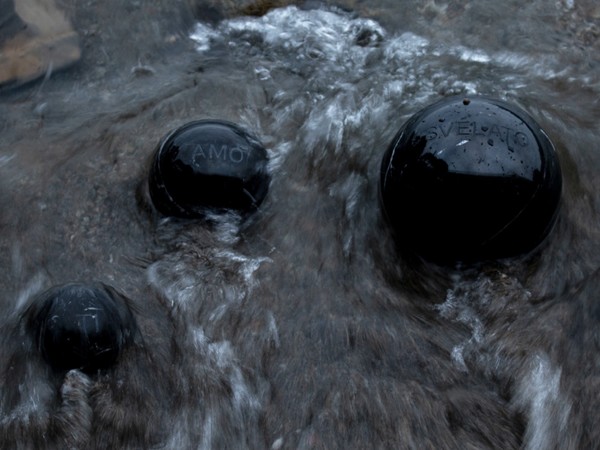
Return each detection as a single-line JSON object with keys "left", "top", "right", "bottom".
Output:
{"left": 1, "top": 0, "right": 600, "bottom": 448}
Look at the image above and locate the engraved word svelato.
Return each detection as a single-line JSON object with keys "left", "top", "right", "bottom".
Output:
{"left": 423, "top": 121, "right": 530, "bottom": 150}
{"left": 184, "top": 144, "right": 252, "bottom": 164}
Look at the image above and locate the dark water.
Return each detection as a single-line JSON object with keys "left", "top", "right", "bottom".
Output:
{"left": 1, "top": 1, "right": 600, "bottom": 448}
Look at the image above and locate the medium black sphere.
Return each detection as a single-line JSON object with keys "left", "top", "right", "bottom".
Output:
{"left": 29, "top": 283, "right": 136, "bottom": 373}
{"left": 380, "top": 96, "right": 562, "bottom": 262}
{"left": 149, "top": 120, "right": 270, "bottom": 218}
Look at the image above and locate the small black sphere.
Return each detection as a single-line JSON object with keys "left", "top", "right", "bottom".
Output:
{"left": 380, "top": 96, "right": 562, "bottom": 262}
{"left": 149, "top": 120, "right": 270, "bottom": 218}
{"left": 29, "top": 283, "right": 136, "bottom": 373}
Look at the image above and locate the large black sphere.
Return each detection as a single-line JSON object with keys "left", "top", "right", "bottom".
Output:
{"left": 29, "top": 283, "right": 136, "bottom": 373}
{"left": 149, "top": 120, "right": 270, "bottom": 218}
{"left": 380, "top": 96, "right": 562, "bottom": 262}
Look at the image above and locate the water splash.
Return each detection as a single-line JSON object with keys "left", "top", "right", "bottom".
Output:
{"left": 514, "top": 353, "right": 571, "bottom": 450}
{"left": 436, "top": 283, "right": 487, "bottom": 372}
{"left": 0, "top": 154, "right": 15, "bottom": 168}
{"left": 12, "top": 273, "right": 46, "bottom": 317}
{"left": 436, "top": 272, "right": 531, "bottom": 372}
{"left": 162, "top": 325, "right": 263, "bottom": 449}
{"left": 213, "top": 250, "right": 271, "bottom": 291}
{"left": 0, "top": 366, "right": 54, "bottom": 427}
{"left": 187, "top": 4, "right": 565, "bottom": 204}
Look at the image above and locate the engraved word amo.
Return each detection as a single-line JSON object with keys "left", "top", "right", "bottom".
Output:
{"left": 184, "top": 144, "right": 251, "bottom": 165}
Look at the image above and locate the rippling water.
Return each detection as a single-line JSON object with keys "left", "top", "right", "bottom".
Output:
{"left": 1, "top": 1, "right": 599, "bottom": 448}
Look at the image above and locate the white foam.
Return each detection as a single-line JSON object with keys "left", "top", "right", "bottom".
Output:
{"left": 457, "top": 47, "right": 492, "bottom": 64}
{"left": 193, "top": 6, "right": 388, "bottom": 82}
{"left": 192, "top": 326, "right": 209, "bottom": 351}
{"left": 194, "top": 5, "right": 564, "bottom": 99}
{"left": 515, "top": 353, "right": 571, "bottom": 450}
{"left": 223, "top": 7, "right": 385, "bottom": 62}
{"left": 215, "top": 342, "right": 259, "bottom": 405}
{"left": 327, "top": 173, "right": 368, "bottom": 256}
{"left": 199, "top": 413, "right": 215, "bottom": 450}
{"left": 384, "top": 32, "right": 430, "bottom": 61}
{"left": 0, "top": 372, "right": 53, "bottom": 426}
{"left": 0, "top": 154, "right": 15, "bottom": 168}
{"left": 213, "top": 250, "right": 272, "bottom": 290}
{"left": 437, "top": 286, "right": 486, "bottom": 371}
{"left": 439, "top": 275, "right": 569, "bottom": 447}
{"left": 210, "top": 214, "right": 242, "bottom": 245}
{"left": 190, "top": 22, "right": 219, "bottom": 52}
{"left": 162, "top": 327, "right": 263, "bottom": 448}
{"left": 13, "top": 273, "right": 46, "bottom": 315}
{"left": 147, "top": 261, "right": 200, "bottom": 309}
{"left": 267, "top": 311, "right": 280, "bottom": 349}
{"left": 450, "top": 344, "right": 468, "bottom": 372}
{"left": 267, "top": 141, "right": 293, "bottom": 173}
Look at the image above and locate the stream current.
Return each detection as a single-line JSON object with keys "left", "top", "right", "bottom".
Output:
{"left": 1, "top": 1, "right": 600, "bottom": 449}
